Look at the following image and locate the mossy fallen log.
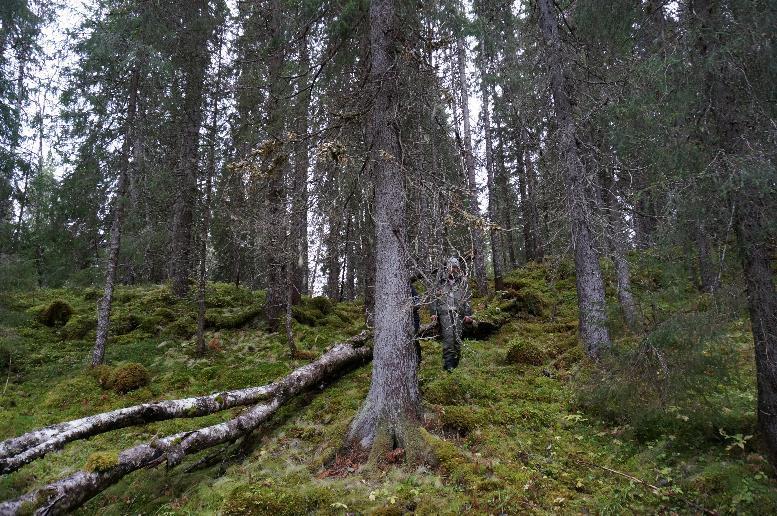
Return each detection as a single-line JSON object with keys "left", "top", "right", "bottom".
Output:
{"left": 0, "top": 332, "right": 371, "bottom": 478}
{"left": 0, "top": 331, "right": 372, "bottom": 515}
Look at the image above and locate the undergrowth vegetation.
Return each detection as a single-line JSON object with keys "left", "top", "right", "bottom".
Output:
{"left": 0, "top": 259, "right": 774, "bottom": 514}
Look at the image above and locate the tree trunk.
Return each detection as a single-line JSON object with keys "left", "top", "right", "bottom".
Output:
{"left": 92, "top": 66, "right": 140, "bottom": 366}
{"left": 170, "top": 0, "right": 212, "bottom": 298}
{"left": 734, "top": 189, "right": 777, "bottom": 472}
{"left": 196, "top": 51, "right": 222, "bottom": 355}
{"left": 690, "top": 0, "right": 777, "bottom": 472}
{"left": 455, "top": 13, "right": 488, "bottom": 296}
{"left": 291, "top": 32, "right": 311, "bottom": 303}
{"left": 345, "top": 0, "right": 426, "bottom": 464}
{"left": 598, "top": 164, "right": 639, "bottom": 330}
{"left": 263, "top": 0, "right": 290, "bottom": 332}
{"left": 537, "top": 0, "right": 611, "bottom": 358}
{"left": 481, "top": 73, "right": 504, "bottom": 290}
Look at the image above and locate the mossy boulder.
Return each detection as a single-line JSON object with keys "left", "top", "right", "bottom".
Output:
{"left": 62, "top": 315, "right": 96, "bottom": 340}
{"left": 221, "top": 483, "right": 333, "bottom": 516}
{"left": 110, "top": 362, "right": 150, "bottom": 393}
{"left": 84, "top": 451, "right": 119, "bottom": 472}
{"left": 506, "top": 338, "right": 546, "bottom": 366}
{"left": 37, "top": 300, "right": 73, "bottom": 327}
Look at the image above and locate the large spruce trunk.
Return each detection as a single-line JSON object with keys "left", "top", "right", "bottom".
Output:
{"left": 344, "top": 0, "right": 426, "bottom": 462}
{"left": 263, "top": 0, "right": 290, "bottom": 331}
{"left": 170, "top": 0, "right": 212, "bottom": 298}
{"left": 537, "top": 0, "right": 611, "bottom": 357}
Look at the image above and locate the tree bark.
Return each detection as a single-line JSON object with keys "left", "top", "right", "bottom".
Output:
{"left": 0, "top": 334, "right": 372, "bottom": 515}
{"left": 263, "top": 0, "right": 290, "bottom": 331}
{"left": 598, "top": 163, "right": 639, "bottom": 330}
{"left": 345, "top": 0, "right": 426, "bottom": 463}
{"left": 170, "top": 0, "right": 212, "bottom": 298}
{"left": 92, "top": 66, "right": 140, "bottom": 366}
{"left": 291, "top": 31, "right": 311, "bottom": 303}
{"left": 455, "top": 11, "right": 488, "bottom": 296}
{"left": 537, "top": 0, "right": 611, "bottom": 357}
{"left": 481, "top": 72, "right": 504, "bottom": 290}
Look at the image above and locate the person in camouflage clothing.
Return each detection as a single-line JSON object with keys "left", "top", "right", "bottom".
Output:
{"left": 430, "top": 257, "right": 473, "bottom": 371}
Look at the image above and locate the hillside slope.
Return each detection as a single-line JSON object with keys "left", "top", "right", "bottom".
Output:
{"left": 0, "top": 263, "right": 775, "bottom": 514}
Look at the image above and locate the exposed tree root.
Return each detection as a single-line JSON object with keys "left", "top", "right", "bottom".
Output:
{"left": 0, "top": 332, "right": 371, "bottom": 515}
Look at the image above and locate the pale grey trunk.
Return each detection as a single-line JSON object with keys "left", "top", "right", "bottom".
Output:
{"left": 537, "top": 0, "right": 611, "bottom": 357}
{"left": 92, "top": 67, "right": 140, "bottom": 366}
{"left": 346, "top": 0, "right": 422, "bottom": 453}
{"left": 481, "top": 75, "right": 504, "bottom": 290}
{"left": 455, "top": 19, "right": 488, "bottom": 296}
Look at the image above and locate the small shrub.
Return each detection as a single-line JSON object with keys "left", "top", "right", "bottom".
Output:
{"left": 37, "top": 300, "right": 73, "bottom": 327}
{"left": 506, "top": 339, "right": 546, "bottom": 365}
{"left": 110, "top": 362, "right": 150, "bottom": 393}
{"left": 84, "top": 451, "right": 119, "bottom": 472}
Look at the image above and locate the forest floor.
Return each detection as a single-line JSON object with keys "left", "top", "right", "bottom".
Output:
{"left": 0, "top": 260, "right": 775, "bottom": 514}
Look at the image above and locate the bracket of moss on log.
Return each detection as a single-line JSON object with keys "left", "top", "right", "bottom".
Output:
{"left": 0, "top": 332, "right": 372, "bottom": 516}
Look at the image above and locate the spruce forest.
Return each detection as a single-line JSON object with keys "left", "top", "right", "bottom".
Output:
{"left": 0, "top": 0, "right": 776, "bottom": 514}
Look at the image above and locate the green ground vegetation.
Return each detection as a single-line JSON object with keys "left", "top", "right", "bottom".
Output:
{"left": 0, "top": 260, "right": 774, "bottom": 514}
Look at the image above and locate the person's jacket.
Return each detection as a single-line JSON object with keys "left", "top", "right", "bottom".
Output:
{"left": 431, "top": 274, "right": 472, "bottom": 318}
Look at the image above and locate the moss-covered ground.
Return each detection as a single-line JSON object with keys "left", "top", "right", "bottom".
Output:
{"left": 0, "top": 263, "right": 775, "bottom": 514}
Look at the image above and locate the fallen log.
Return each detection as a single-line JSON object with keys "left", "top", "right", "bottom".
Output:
{"left": 0, "top": 333, "right": 372, "bottom": 516}
{"left": 0, "top": 384, "right": 276, "bottom": 475}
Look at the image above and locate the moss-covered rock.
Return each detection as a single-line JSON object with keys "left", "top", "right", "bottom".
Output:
{"left": 110, "top": 362, "right": 150, "bottom": 393}
{"left": 61, "top": 315, "right": 96, "bottom": 340}
{"left": 505, "top": 338, "right": 546, "bottom": 366}
{"left": 84, "top": 451, "right": 119, "bottom": 472}
{"left": 37, "top": 300, "right": 73, "bottom": 327}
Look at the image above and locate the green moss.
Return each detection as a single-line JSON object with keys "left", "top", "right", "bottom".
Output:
{"left": 112, "top": 313, "right": 142, "bottom": 335}
{"left": 84, "top": 451, "right": 119, "bottom": 472}
{"left": 205, "top": 305, "right": 262, "bottom": 329}
{"left": 37, "top": 300, "right": 73, "bottom": 327}
{"left": 61, "top": 315, "right": 96, "bottom": 340}
{"left": 505, "top": 338, "right": 546, "bottom": 365}
{"left": 310, "top": 296, "right": 333, "bottom": 315}
{"left": 91, "top": 364, "right": 115, "bottom": 389}
{"left": 423, "top": 374, "right": 496, "bottom": 405}
{"left": 221, "top": 483, "right": 333, "bottom": 516}
{"left": 110, "top": 362, "right": 150, "bottom": 393}
{"left": 439, "top": 405, "right": 483, "bottom": 435}
{"left": 163, "top": 315, "right": 197, "bottom": 338}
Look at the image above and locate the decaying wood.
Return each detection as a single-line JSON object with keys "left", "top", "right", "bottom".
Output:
{"left": 0, "top": 333, "right": 371, "bottom": 515}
